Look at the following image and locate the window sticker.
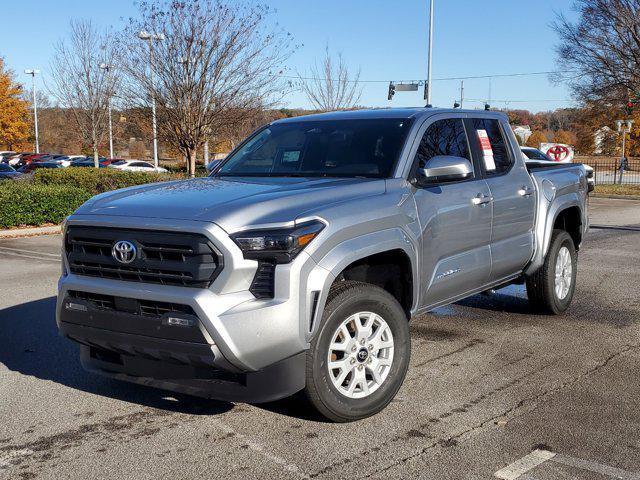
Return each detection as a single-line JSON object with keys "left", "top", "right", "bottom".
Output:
{"left": 476, "top": 129, "right": 496, "bottom": 171}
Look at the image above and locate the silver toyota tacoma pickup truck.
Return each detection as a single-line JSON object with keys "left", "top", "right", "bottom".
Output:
{"left": 57, "top": 108, "right": 589, "bottom": 421}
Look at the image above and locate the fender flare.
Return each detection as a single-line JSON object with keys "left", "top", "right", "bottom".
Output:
{"left": 305, "top": 228, "right": 419, "bottom": 339}
{"left": 525, "top": 193, "right": 583, "bottom": 276}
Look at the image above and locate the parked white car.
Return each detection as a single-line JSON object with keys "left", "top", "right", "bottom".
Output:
{"left": 107, "top": 160, "right": 168, "bottom": 173}
{"left": 521, "top": 147, "right": 594, "bottom": 191}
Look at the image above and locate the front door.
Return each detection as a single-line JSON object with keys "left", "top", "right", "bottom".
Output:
{"left": 412, "top": 116, "right": 493, "bottom": 309}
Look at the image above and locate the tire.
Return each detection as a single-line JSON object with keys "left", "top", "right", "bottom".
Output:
{"left": 304, "top": 281, "right": 411, "bottom": 422}
{"left": 526, "top": 229, "right": 577, "bottom": 314}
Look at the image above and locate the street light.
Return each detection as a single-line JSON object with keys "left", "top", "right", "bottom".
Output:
{"left": 615, "top": 119, "right": 634, "bottom": 184}
{"left": 425, "top": 0, "right": 434, "bottom": 106}
{"left": 138, "top": 30, "right": 165, "bottom": 168}
{"left": 99, "top": 63, "right": 114, "bottom": 159}
{"left": 24, "top": 69, "right": 40, "bottom": 154}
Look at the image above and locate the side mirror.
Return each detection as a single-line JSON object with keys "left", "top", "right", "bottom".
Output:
{"left": 415, "top": 155, "right": 473, "bottom": 185}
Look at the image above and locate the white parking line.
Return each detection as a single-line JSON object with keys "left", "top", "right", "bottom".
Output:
{"left": 0, "top": 245, "right": 61, "bottom": 258}
{"left": 494, "top": 449, "right": 556, "bottom": 480}
{"left": 0, "top": 448, "right": 33, "bottom": 469}
{"left": 495, "top": 450, "right": 640, "bottom": 480}
{"left": 0, "top": 247, "right": 61, "bottom": 263}
{"left": 552, "top": 453, "right": 640, "bottom": 480}
{"left": 210, "top": 417, "right": 310, "bottom": 479}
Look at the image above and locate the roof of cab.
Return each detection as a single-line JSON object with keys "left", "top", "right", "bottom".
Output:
{"left": 271, "top": 107, "right": 507, "bottom": 124}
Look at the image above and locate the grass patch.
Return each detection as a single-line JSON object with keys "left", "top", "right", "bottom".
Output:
{"left": 594, "top": 184, "right": 640, "bottom": 197}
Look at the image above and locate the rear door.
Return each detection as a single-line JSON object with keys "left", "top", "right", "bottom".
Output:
{"left": 466, "top": 117, "right": 535, "bottom": 282}
{"left": 412, "top": 115, "right": 493, "bottom": 308}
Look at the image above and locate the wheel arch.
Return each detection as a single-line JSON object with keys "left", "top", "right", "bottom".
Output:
{"left": 307, "top": 229, "right": 418, "bottom": 338}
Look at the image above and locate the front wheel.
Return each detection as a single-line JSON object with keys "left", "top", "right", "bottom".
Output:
{"left": 526, "top": 229, "right": 577, "bottom": 314}
{"left": 304, "top": 281, "right": 410, "bottom": 422}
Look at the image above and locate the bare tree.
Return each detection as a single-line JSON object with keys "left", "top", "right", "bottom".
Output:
{"left": 553, "top": 0, "right": 640, "bottom": 106}
{"left": 49, "top": 20, "right": 118, "bottom": 167}
{"left": 298, "top": 46, "right": 362, "bottom": 112}
{"left": 120, "top": 0, "right": 295, "bottom": 176}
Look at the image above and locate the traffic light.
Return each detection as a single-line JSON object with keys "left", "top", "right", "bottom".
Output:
{"left": 388, "top": 82, "right": 396, "bottom": 101}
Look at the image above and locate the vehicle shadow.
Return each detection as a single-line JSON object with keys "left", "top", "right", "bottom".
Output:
{"left": 0, "top": 296, "right": 233, "bottom": 416}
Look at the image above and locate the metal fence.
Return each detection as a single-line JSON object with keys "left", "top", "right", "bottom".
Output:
{"left": 591, "top": 161, "right": 640, "bottom": 185}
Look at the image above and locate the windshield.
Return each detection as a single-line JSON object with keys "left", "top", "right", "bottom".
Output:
{"left": 522, "top": 148, "right": 551, "bottom": 161}
{"left": 216, "top": 118, "right": 414, "bottom": 178}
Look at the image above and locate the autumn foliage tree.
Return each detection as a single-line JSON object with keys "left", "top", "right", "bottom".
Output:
{"left": 526, "top": 131, "right": 548, "bottom": 148}
{"left": 0, "top": 58, "right": 30, "bottom": 150}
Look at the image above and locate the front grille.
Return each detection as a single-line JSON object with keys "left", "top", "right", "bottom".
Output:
{"left": 65, "top": 290, "right": 206, "bottom": 344}
{"left": 65, "top": 226, "right": 223, "bottom": 288}
{"left": 69, "top": 290, "right": 196, "bottom": 318}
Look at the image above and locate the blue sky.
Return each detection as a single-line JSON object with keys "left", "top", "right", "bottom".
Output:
{"left": 2, "top": 0, "right": 577, "bottom": 112}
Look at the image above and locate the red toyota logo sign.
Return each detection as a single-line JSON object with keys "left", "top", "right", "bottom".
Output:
{"left": 546, "top": 145, "right": 570, "bottom": 161}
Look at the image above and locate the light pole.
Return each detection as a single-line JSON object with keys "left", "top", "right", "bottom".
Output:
{"left": 426, "top": 0, "right": 434, "bottom": 106}
{"left": 615, "top": 119, "right": 633, "bottom": 184}
{"left": 138, "top": 30, "right": 164, "bottom": 168}
{"left": 99, "top": 63, "right": 114, "bottom": 159}
{"left": 24, "top": 69, "right": 40, "bottom": 154}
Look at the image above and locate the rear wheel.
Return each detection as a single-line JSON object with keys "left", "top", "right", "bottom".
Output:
{"left": 526, "top": 229, "right": 577, "bottom": 314}
{"left": 304, "top": 281, "right": 410, "bottom": 422}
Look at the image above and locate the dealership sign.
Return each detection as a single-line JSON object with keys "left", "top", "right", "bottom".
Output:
{"left": 540, "top": 143, "right": 574, "bottom": 163}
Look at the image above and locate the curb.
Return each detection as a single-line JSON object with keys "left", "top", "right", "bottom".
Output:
{"left": 0, "top": 225, "right": 61, "bottom": 239}
{"left": 591, "top": 194, "right": 640, "bottom": 200}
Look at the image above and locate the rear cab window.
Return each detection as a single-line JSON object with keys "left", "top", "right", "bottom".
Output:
{"left": 467, "top": 118, "right": 514, "bottom": 176}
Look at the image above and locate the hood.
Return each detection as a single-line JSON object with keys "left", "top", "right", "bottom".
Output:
{"left": 75, "top": 176, "right": 386, "bottom": 232}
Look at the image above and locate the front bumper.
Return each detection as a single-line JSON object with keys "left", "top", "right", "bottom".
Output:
{"left": 56, "top": 215, "right": 334, "bottom": 401}
{"left": 60, "top": 320, "right": 305, "bottom": 403}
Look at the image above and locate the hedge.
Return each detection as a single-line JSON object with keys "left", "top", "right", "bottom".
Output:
{"left": 0, "top": 182, "right": 93, "bottom": 228}
{"left": 32, "top": 168, "right": 184, "bottom": 196}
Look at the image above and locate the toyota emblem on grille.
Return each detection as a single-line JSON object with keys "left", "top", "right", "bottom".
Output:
{"left": 112, "top": 240, "right": 137, "bottom": 264}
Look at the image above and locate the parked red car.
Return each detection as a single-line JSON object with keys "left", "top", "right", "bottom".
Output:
{"left": 15, "top": 153, "right": 49, "bottom": 168}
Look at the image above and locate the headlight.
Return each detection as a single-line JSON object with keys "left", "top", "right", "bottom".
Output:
{"left": 231, "top": 220, "right": 325, "bottom": 263}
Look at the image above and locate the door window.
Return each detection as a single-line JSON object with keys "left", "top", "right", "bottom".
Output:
{"left": 469, "top": 118, "right": 513, "bottom": 175}
{"left": 414, "top": 118, "right": 472, "bottom": 172}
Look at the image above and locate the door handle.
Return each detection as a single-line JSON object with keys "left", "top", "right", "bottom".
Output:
{"left": 471, "top": 193, "right": 493, "bottom": 206}
{"left": 518, "top": 186, "right": 534, "bottom": 197}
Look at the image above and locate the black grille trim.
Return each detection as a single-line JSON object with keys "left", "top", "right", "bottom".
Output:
{"left": 250, "top": 261, "right": 276, "bottom": 299}
{"left": 68, "top": 290, "right": 196, "bottom": 318}
{"left": 65, "top": 226, "right": 223, "bottom": 288}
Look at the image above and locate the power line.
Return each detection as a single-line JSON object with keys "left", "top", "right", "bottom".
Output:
{"left": 466, "top": 97, "right": 573, "bottom": 104}
{"left": 279, "top": 70, "right": 571, "bottom": 84}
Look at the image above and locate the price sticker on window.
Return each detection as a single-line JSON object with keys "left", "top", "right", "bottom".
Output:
{"left": 477, "top": 129, "right": 496, "bottom": 171}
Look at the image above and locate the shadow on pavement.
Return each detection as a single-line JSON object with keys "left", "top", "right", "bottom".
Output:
{"left": 0, "top": 296, "right": 233, "bottom": 416}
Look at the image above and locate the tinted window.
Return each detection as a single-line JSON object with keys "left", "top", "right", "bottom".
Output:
{"left": 217, "top": 119, "right": 414, "bottom": 178}
{"left": 469, "top": 118, "right": 513, "bottom": 175}
{"left": 522, "top": 148, "right": 550, "bottom": 161}
{"left": 0, "top": 164, "right": 14, "bottom": 172}
{"left": 111, "top": 160, "right": 126, "bottom": 166}
{"left": 414, "top": 118, "right": 471, "bottom": 168}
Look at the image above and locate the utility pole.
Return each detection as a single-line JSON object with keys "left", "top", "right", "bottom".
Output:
{"left": 99, "top": 63, "right": 114, "bottom": 159}
{"left": 24, "top": 69, "right": 40, "bottom": 153}
{"left": 426, "top": 0, "right": 434, "bottom": 106}
{"left": 459, "top": 80, "right": 464, "bottom": 109}
{"left": 139, "top": 30, "right": 164, "bottom": 168}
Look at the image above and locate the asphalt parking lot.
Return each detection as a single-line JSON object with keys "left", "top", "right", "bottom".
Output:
{"left": 1, "top": 197, "right": 639, "bottom": 480}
